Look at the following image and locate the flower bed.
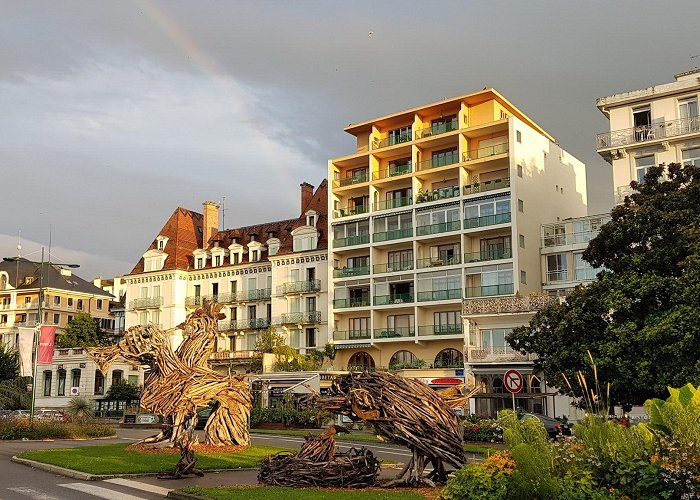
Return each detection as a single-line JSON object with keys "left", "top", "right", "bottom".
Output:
{"left": 0, "top": 418, "right": 115, "bottom": 440}
{"left": 461, "top": 417, "right": 503, "bottom": 443}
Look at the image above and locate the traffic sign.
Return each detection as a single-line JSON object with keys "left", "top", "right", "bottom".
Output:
{"left": 504, "top": 369, "right": 523, "bottom": 394}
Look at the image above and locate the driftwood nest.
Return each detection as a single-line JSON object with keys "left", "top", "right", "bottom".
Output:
{"left": 258, "top": 447, "right": 380, "bottom": 488}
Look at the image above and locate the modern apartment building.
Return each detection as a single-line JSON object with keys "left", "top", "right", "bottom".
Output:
{"left": 596, "top": 68, "right": 700, "bottom": 203}
{"left": 328, "top": 88, "right": 588, "bottom": 407}
{"left": 125, "top": 181, "right": 329, "bottom": 373}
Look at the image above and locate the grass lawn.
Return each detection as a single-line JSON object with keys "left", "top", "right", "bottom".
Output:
{"left": 252, "top": 429, "right": 381, "bottom": 443}
{"left": 463, "top": 443, "right": 499, "bottom": 455}
{"left": 180, "top": 486, "right": 427, "bottom": 500}
{"left": 17, "top": 443, "right": 289, "bottom": 475}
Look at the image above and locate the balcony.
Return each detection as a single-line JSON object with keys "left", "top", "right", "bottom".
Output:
{"left": 464, "top": 247, "right": 512, "bottom": 263}
{"left": 464, "top": 177, "right": 510, "bottom": 195}
{"left": 373, "top": 327, "right": 415, "bottom": 339}
{"left": 418, "top": 324, "right": 463, "bottom": 336}
{"left": 334, "top": 330, "right": 372, "bottom": 341}
{"left": 130, "top": 296, "right": 164, "bottom": 309}
{"left": 416, "top": 185, "right": 460, "bottom": 204}
{"left": 463, "top": 293, "right": 559, "bottom": 315}
{"left": 374, "top": 293, "right": 413, "bottom": 306}
{"left": 209, "top": 350, "right": 256, "bottom": 361}
{"left": 333, "top": 297, "right": 370, "bottom": 309}
{"left": 374, "top": 163, "right": 412, "bottom": 180}
{"left": 615, "top": 185, "right": 636, "bottom": 204}
{"left": 278, "top": 280, "right": 321, "bottom": 295}
{"left": 468, "top": 345, "right": 534, "bottom": 363}
{"left": 372, "top": 133, "right": 412, "bottom": 150}
{"left": 464, "top": 283, "right": 515, "bottom": 298}
{"left": 464, "top": 212, "right": 511, "bottom": 229}
{"left": 546, "top": 270, "right": 569, "bottom": 283}
{"left": 416, "top": 153, "right": 460, "bottom": 171}
{"left": 373, "top": 261, "right": 414, "bottom": 274}
{"left": 223, "top": 318, "right": 270, "bottom": 331}
{"left": 333, "top": 266, "right": 370, "bottom": 278}
{"left": 596, "top": 115, "right": 700, "bottom": 150}
{"left": 239, "top": 289, "right": 272, "bottom": 301}
{"left": 333, "top": 234, "right": 370, "bottom": 248}
{"left": 373, "top": 228, "right": 413, "bottom": 243}
{"left": 463, "top": 143, "right": 509, "bottom": 161}
{"left": 416, "top": 255, "right": 461, "bottom": 269}
{"left": 414, "top": 118, "right": 459, "bottom": 140}
{"left": 542, "top": 230, "right": 603, "bottom": 248}
{"left": 373, "top": 197, "right": 412, "bottom": 211}
{"left": 417, "top": 288, "right": 461, "bottom": 302}
{"left": 337, "top": 172, "right": 369, "bottom": 187}
{"left": 278, "top": 311, "right": 321, "bottom": 325}
{"left": 416, "top": 219, "right": 461, "bottom": 237}
{"left": 185, "top": 296, "right": 203, "bottom": 307}
{"left": 334, "top": 205, "right": 369, "bottom": 218}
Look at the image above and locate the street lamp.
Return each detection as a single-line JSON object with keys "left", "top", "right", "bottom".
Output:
{"left": 4, "top": 248, "right": 80, "bottom": 420}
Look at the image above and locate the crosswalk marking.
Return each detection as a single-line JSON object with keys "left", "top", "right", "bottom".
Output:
{"left": 6, "top": 487, "right": 59, "bottom": 500}
{"left": 103, "top": 479, "right": 171, "bottom": 497}
{"left": 58, "top": 483, "right": 146, "bottom": 500}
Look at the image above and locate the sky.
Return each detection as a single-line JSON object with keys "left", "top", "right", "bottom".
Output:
{"left": 1, "top": 1, "right": 699, "bottom": 280}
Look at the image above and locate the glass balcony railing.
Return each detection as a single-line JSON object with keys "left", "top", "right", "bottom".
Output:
{"left": 464, "top": 177, "right": 511, "bottom": 194}
{"left": 415, "top": 185, "right": 460, "bottom": 204}
{"left": 373, "top": 327, "right": 415, "bottom": 339}
{"left": 373, "top": 228, "right": 413, "bottom": 242}
{"left": 333, "top": 234, "right": 370, "bottom": 248}
{"left": 337, "top": 172, "right": 369, "bottom": 187}
{"left": 373, "top": 133, "right": 412, "bottom": 149}
{"left": 374, "top": 163, "right": 412, "bottom": 180}
{"left": 334, "top": 205, "right": 369, "bottom": 218}
{"left": 465, "top": 283, "right": 515, "bottom": 298}
{"left": 417, "top": 288, "right": 462, "bottom": 302}
{"left": 333, "top": 297, "right": 370, "bottom": 308}
{"left": 373, "top": 197, "right": 412, "bottom": 211}
{"left": 463, "top": 212, "right": 511, "bottom": 229}
{"left": 462, "top": 143, "right": 509, "bottom": 161}
{"left": 414, "top": 118, "right": 459, "bottom": 139}
{"left": 415, "top": 255, "right": 461, "bottom": 269}
{"left": 333, "top": 330, "right": 372, "bottom": 341}
{"left": 373, "top": 261, "right": 414, "bottom": 274}
{"left": 333, "top": 266, "right": 370, "bottom": 278}
{"left": 416, "top": 152, "right": 460, "bottom": 171}
{"left": 374, "top": 293, "right": 413, "bottom": 306}
{"left": 464, "top": 247, "right": 512, "bottom": 263}
{"left": 415, "top": 219, "right": 461, "bottom": 236}
{"left": 418, "top": 324, "right": 463, "bottom": 336}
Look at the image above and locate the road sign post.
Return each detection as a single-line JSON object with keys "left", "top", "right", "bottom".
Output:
{"left": 504, "top": 369, "right": 523, "bottom": 411}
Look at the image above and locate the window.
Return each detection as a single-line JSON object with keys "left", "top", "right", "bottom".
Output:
{"left": 547, "top": 254, "right": 568, "bottom": 282}
{"left": 57, "top": 370, "right": 66, "bottom": 396}
{"left": 679, "top": 97, "right": 698, "bottom": 129}
{"left": 128, "top": 375, "right": 138, "bottom": 386}
{"left": 519, "top": 234, "right": 525, "bottom": 248}
{"left": 67, "top": 315, "right": 73, "bottom": 324}
{"left": 574, "top": 253, "right": 600, "bottom": 281}
{"left": 465, "top": 263, "right": 514, "bottom": 297}
{"left": 682, "top": 147, "right": 700, "bottom": 167}
{"left": 520, "top": 270, "right": 527, "bottom": 284}
{"left": 633, "top": 106, "right": 651, "bottom": 138}
{"left": 193, "top": 284, "right": 201, "bottom": 298}
{"left": 251, "top": 250, "right": 259, "bottom": 261}
{"left": 94, "top": 371, "right": 105, "bottom": 395}
{"left": 43, "top": 370, "right": 52, "bottom": 396}
{"left": 334, "top": 220, "right": 370, "bottom": 244}
{"left": 349, "top": 317, "right": 370, "bottom": 337}
{"left": 112, "top": 370, "right": 123, "bottom": 386}
{"left": 232, "top": 252, "right": 240, "bottom": 265}
{"left": 306, "top": 296, "right": 316, "bottom": 313}
{"left": 53, "top": 313, "right": 60, "bottom": 325}
{"left": 433, "top": 311, "right": 461, "bottom": 334}
{"left": 387, "top": 157, "right": 412, "bottom": 176}
{"left": 54, "top": 296, "right": 61, "bottom": 305}
{"left": 305, "top": 328, "right": 316, "bottom": 348}
{"left": 67, "top": 298, "right": 73, "bottom": 307}
{"left": 431, "top": 147, "right": 459, "bottom": 167}
{"left": 77, "top": 299, "right": 83, "bottom": 310}
{"left": 416, "top": 204, "right": 460, "bottom": 233}
{"left": 389, "top": 350, "right": 417, "bottom": 368}
{"left": 348, "top": 351, "right": 375, "bottom": 371}
{"left": 307, "top": 214, "right": 316, "bottom": 226}
{"left": 212, "top": 283, "right": 219, "bottom": 298}
{"left": 246, "top": 333, "right": 258, "bottom": 350}
{"left": 387, "top": 249, "right": 412, "bottom": 271}
{"left": 518, "top": 199, "right": 524, "bottom": 212}
{"left": 139, "top": 312, "right": 148, "bottom": 325}
{"left": 196, "top": 258, "right": 204, "bottom": 269}
{"left": 478, "top": 328, "right": 513, "bottom": 354}
{"left": 434, "top": 348, "right": 463, "bottom": 368}
{"left": 635, "top": 156, "right": 655, "bottom": 184}
{"left": 517, "top": 164, "right": 523, "bottom": 177}
{"left": 248, "top": 305, "right": 257, "bottom": 320}
{"left": 464, "top": 195, "right": 511, "bottom": 227}
{"left": 71, "top": 369, "right": 81, "bottom": 389}
{"left": 158, "top": 240, "right": 165, "bottom": 250}
{"left": 388, "top": 125, "right": 412, "bottom": 145}
{"left": 96, "top": 299, "right": 103, "bottom": 310}
{"left": 516, "top": 130, "right": 521, "bottom": 143}
{"left": 374, "top": 213, "right": 412, "bottom": 238}
{"left": 214, "top": 255, "right": 221, "bottom": 267}
{"left": 25, "top": 296, "right": 32, "bottom": 304}
{"left": 431, "top": 114, "right": 457, "bottom": 135}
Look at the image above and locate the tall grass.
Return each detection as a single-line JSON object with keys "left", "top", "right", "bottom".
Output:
{"left": 562, "top": 350, "right": 610, "bottom": 416}
{"left": 0, "top": 418, "right": 115, "bottom": 440}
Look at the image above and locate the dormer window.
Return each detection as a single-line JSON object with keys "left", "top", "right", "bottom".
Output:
{"left": 305, "top": 210, "right": 318, "bottom": 227}
{"left": 266, "top": 237, "right": 281, "bottom": 257}
{"left": 232, "top": 253, "right": 240, "bottom": 265}
{"left": 156, "top": 236, "right": 169, "bottom": 251}
{"left": 214, "top": 255, "right": 221, "bottom": 267}
{"left": 251, "top": 250, "right": 259, "bottom": 262}
{"left": 292, "top": 226, "right": 319, "bottom": 252}
{"left": 197, "top": 258, "right": 204, "bottom": 269}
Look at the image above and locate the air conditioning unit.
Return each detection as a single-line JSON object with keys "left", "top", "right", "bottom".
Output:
{"left": 70, "top": 387, "right": 80, "bottom": 396}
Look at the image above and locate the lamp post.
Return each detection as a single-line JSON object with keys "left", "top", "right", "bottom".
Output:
{"left": 4, "top": 249, "right": 80, "bottom": 421}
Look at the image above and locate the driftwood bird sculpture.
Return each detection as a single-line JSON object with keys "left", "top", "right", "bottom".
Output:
{"left": 86, "top": 300, "right": 252, "bottom": 449}
{"left": 303, "top": 371, "right": 465, "bottom": 486}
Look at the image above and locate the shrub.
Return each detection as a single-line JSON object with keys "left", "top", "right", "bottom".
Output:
{"left": 440, "top": 462, "right": 509, "bottom": 500}
{"left": 0, "top": 418, "right": 115, "bottom": 440}
{"left": 251, "top": 395, "right": 332, "bottom": 428}
{"left": 66, "top": 397, "right": 94, "bottom": 423}
{"left": 462, "top": 417, "right": 503, "bottom": 443}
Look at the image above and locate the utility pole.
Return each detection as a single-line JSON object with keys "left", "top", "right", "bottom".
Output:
{"left": 30, "top": 247, "right": 45, "bottom": 422}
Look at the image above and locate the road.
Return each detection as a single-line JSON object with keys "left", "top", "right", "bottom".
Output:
{"left": 0, "top": 427, "right": 415, "bottom": 500}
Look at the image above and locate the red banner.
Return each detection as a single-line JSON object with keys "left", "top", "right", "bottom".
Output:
{"left": 37, "top": 326, "right": 57, "bottom": 364}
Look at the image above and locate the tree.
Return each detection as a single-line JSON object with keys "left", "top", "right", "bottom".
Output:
{"left": 0, "top": 342, "right": 19, "bottom": 382}
{"left": 508, "top": 163, "right": 700, "bottom": 408}
{"left": 105, "top": 380, "right": 141, "bottom": 401}
{"left": 57, "top": 312, "right": 102, "bottom": 348}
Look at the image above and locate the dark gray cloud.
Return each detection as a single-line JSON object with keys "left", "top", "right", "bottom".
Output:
{"left": 1, "top": 0, "right": 699, "bottom": 278}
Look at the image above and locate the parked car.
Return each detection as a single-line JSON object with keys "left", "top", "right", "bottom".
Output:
{"left": 194, "top": 406, "right": 213, "bottom": 430}
{"left": 0, "top": 409, "right": 12, "bottom": 419}
{"left": 11, "top": 410, "right": 30, "bottom": 419}
{"left": 521, "top": 412, "right": 571, "bottom": 439}
{"left": 35, "top": 409, "right": 66, "bottom": 421}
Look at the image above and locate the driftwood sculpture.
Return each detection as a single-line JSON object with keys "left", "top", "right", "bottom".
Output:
{"left": 86, "top": 300, "right": 253, "bottom": 474}
{"left": 259, "top": 425, "right": 380, "bottom": 488}
{"left": 303, "top": 371, "right": 465, "bottom": 486}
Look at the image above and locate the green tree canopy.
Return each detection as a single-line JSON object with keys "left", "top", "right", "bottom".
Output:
{"left": 105, "top": 380, "right": 141, "bottom": 401}
{"left": 57, "top": 312, "right": 103, "bottom": 348}
{"left": 0, "top": 342, "right": 19, "bottom": 382}
{"left": 507, "top": 163, "right": 700, "bottom": 408}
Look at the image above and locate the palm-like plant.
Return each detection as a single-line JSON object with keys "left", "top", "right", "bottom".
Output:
{"left": 66, "top": 397, "right": 93, "bottom": 423}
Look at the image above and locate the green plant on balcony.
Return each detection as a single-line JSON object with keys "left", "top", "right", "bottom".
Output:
{"left": 416, "top": 189, "right": 427, "bottom": 204}
{"left": 389, "top": 359, "right": 426, "bottom": 370}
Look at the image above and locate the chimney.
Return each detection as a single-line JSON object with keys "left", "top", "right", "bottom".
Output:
{"left": 300, "top": 182, "right": 314, "bottom": 212}
{"left": 202, "top": 201, "right": 219, "bottom": 245}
